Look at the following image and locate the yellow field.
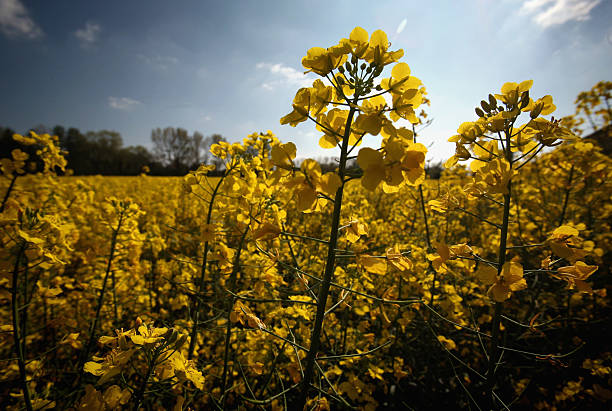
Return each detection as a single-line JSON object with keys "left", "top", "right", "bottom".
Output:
{"left": 1, "top": 27, "right": 611, "bottom": 410}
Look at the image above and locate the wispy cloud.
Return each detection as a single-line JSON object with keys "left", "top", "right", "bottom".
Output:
{"left": 396, "top": 18, "right": 407, "bottom": 34}
{"left": 75, "top": 21, "right": 101, "bottom": 48}
{"left": 108, "top": 96, "right": 142, "bottom": 110}
{"left": 0, "top": 0, "right": 43, "bottom": 39}
{"left": 137, "top": 54, "right": 179, "bottom": 70}
{"left": 520, "top": 0, "right": 601, "bottom": 28}
{"left": 256, "top": 62, "right": 315, "bottom": 91}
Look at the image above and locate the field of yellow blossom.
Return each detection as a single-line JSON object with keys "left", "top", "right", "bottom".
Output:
{"left": 1, "top": 26, "right": 611, "bottom": 411}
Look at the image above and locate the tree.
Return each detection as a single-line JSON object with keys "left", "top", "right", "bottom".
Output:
{"left": 191, "top": 131, "right": 208, "bottom": 167}
{"left": 151, "top": 127, "right": 197, "bottom": 174}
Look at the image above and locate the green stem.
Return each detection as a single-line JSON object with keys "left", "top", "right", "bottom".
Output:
{"left": 188, "top": 173, "right": 225, "bottom": 359}
{"left": 1, "top": 174, "right": 18, "bottom": 213}
{"left": 81, "top": 210, "right": 124, "bottom": 372}
{"left": 12, "top": 243, "right": 33, "bottom": 411}
{"left": 295, "top": 104, "right": 357, "bottom": 409}
{"left": 111, "top": 269, "right": 118, "bottom": 328}
{"left": 133, "top": 350, "right": 158, "bottom": 411}
{"left": 220, "top": 226, "right": 249, "bottom": 409}
{"left": 558, "top": 165, "right": 574, "bottom": 226}
{"left": 486, "top": 128, "right": 513, "bottom": 408}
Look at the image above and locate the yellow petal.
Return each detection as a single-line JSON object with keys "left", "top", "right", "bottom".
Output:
{"left": 476, "top": 265, "right": 498, "bottom": 285}
{"left": 319, "top": 172, "right": 342, "bottom": 197}
{"left": 360, "top": 255, "right": 387, "bottom": 275}
{"left": 356, "top": 147, "right": 383, "bottom": 168}
{"left": 489, "top": 283, "right": 511, "bottom": 302}
{"left": 369, "top": 29, "right": 388, "bottom": 49}
{"left": 350, "top": 26, "right": 369, "bottom": 45}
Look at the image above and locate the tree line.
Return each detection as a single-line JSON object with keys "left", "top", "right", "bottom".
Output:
{"left": 1, "top": 124, "right": 446, "bottom": 178}
{"left": 0, "top": 125, "right": 228, "bottom": 176}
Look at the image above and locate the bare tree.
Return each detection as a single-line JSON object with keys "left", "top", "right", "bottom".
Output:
{"left": 151, "top": 127, "right": 194, "bottom": 174}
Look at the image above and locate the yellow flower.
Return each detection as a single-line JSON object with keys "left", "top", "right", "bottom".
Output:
{"left": 495, "top": 80, "right": 533, "bottom": 106}
{"left": 302, "top": 39, "right": 350, "bottom": 76}
{"left": 345, "top": 218, "right": 368, "bottom": 243}
{"left": 478, "top": 262, "right": 527, "bottom": 302}
{"left": 551, "top": 262, "right": 597, "bottom": 292}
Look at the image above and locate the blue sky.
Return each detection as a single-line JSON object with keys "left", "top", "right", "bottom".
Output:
{"left": 1, "top": 0, "right": 610, "bottom": 162}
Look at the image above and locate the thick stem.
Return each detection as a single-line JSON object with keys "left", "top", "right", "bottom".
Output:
{"left": 414, "top": 129, "right": 436, "bottom": 308}
{"left": 486, "top": 129, "right": 514, "bottom": 408}
{"left": 111, "top": 270, "right": 118, "bottom": 328}
{"left": 1, "top": 174, "right": 18, "bottom": 213}
{"left": 133, "top": 350, "right": 158, "bottom": 411}
{"left": 418, "top": 185, "right": 432, "bottom": 250}
{"left": 81, "top": 210, "right": 124, "bottom": 372}
{"left": 188, "top": 173, "right": 225, "bottom": 359}
{"left": 295, "top": 105, "right": 357, "bottom": 409}
{"left": 558, "top": 165, "right": 574, "bottom": 226}
{"left": 12, "top": 243, "right": 33, "bottom": 411}
{"left": 220, "top": 226, "right": 249, "bottom": 409}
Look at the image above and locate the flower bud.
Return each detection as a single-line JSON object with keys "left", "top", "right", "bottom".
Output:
{"left": 480, "top": 100, "right": 490, "bottom": 112}
{"left": 475, "top": 107, "right": 485, "bottom": 117}
{"left": 530, "top": 103, "right": 543, "bottom": 119}
{"left": 488, "top": 94, "right": 497, "bottom": 107}
{"left": 174, "top": 334, "right": 188, "bottom": 350}
{"left": 520, "top": 96, "right": 529, "bottom": 110}
{"left": 163, "top": 328, "right": 175, "bottom": 341}
{"left": 119, "top": 334, "right": 129, "bottom": 350}
{"left": 167, "top": 330, "right": 179, "bottom": 345}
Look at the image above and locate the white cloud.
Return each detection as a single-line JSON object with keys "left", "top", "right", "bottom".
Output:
{"left": 256, "top": 62, "right": 315, "bottom": 91}
{"left": 0, "top": 0, "right": 43, "bottom": 39}
{"left": 521, "top": 0, "right": 601, "bottom": 28}
{"left": 137, "top": 54, "right": 179, "bottom": 70}
{"left": 108, "top": 97, "right": 142, "bottom": 110}
{"left": 396, "top": 18, "right": 408, "bottom": 34}
{"left": 75, "top": 21, "right": 101, "bottom": 47}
